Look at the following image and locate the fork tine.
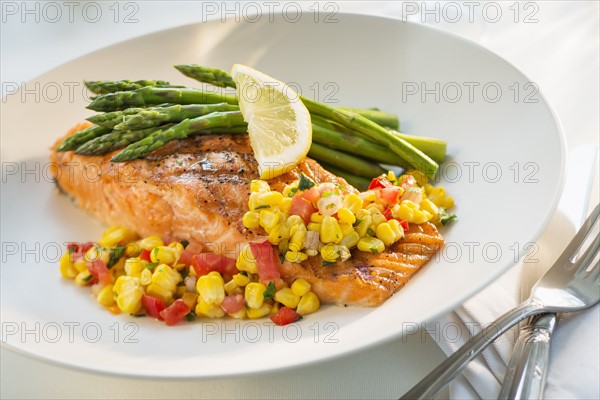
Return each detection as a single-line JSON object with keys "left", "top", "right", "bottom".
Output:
{"left": 590, "top": 260, "right": 600, "bottom": 282}
{"left": 556, "top": 205, "right": 600, "bottom": 271}
{"left": 575, "top": 230, "right": 600, "bottom": 274}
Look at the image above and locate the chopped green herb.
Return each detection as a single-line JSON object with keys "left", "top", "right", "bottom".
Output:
{"left": 322, "top": 260, "right": 336, "bottom": 266}
{"left": 83, "top": 274, "right": 93, "bottom": 282}
{"left": 321, "top": 191, "right": 332, "bottom": 198}
{"left": 254, "top": 205, "right": 270, "bottom": 210}
{"left": 185, "top": 311, "right": 196, "bottom": 321}
{"left": 107, "top": 245, "right": 126, "bottom": 268}
{"left": 296, "top": 315, "right": 304, "bottom": 322}
{"left": 179, "top": 268, "right": 188, "bottom": 280}
{"left": 130, "top": 313, "right": 146, "bottom": 318}
{"left": 263, "top": 281, "right": 277, "bottom": 300}
{"left": 145, "top": 262, "right": 159, "bottom": 271}
{"left": 279, "top": 253, "right": 286, "bottom": 264}
{"left": 438, "top": 207, "right": 458, "bottom": 226}
{"left": 367, "top": 228, "right": 375, "bottom": 236}
{"left": 353, "top": 219, "right": 362, "bottom": 227}
{"left": 68, "top": 246, "right": 76, "bottom": 255}
{"left": 370, "top": 247, "right": 378, "bottom": 254}
{"left": 298, "top": 173, "right": 316, "bottom": 190}
{"left": 240, "top": 271, "right": 249, "bottom": 277}
{"left": 326, "top": 203, "right": 335, "bottom": 209}
{"left": 180, "top": 239, "right": 189, "bottom": 249}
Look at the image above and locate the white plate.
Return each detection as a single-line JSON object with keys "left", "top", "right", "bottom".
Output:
{"left": 0, "top": 14, "right": 564, "bottom": 378}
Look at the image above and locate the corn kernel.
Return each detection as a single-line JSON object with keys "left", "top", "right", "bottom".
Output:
{"left": 124, "top": 242, "right": 141, "bottom": 257}
{"left": 85, "top": 246, "right": 109, "bottom": 264}
{"left": 442, "top": 196, "right": 455, "bottom": 209}
{"left": 150, "top": 246, "right": 177, "bottom": 265}
{"left": 340, "top": 231, "right": 360, "bottom": 248}
{"left": 248, "top": 192, "right": 259, "bottom": 210}
{"left": 99, "top": 226, "right": 136, "bottom": 248}
{"left": 259, "top": 209, "right": 280, "bottom": 231}
{"left": 285, "top": 251, "right": 308, "bottom": 263}
{"left": 114, "top": 276, "right": 143, "bottom": 314}
{"left": 59, "top": 252, "right": 77, "bottom": 279}
{"left": 229, "top": 308, "right": 247, "bottom": 319}
{"left": 339, "top": 223, "right": 354, "bottom": 237}
{"left": 289, "top": 223, "right": 307, "bottom": 251}
{"left": 168, "top": 242, "right": 184, "bottom": 259}
{"left": 139, "top": 268, "right": 152, "bottom": 285}
{"left": 356, "top": 209, "right": 370, "bottom": 220}
{"left": 388, "top": 219, "right": 404, "bottom": 241}
{"left": 73, "top": 258, "right": 88, "bottom": 273}
{"left": 270, "top": 301, "right": 280, "bottom": 315}
{"left": 147, "top": 283, "right": 174, "bottom": 304}
{"left": 367, "top": 203, "right": 384, "bottom": 214}
{"left": 355, "top": 215, "right": 373, "bottom": 237}
{"left": 74, "top": 270, "right": 93, "bottom": 286}
{"left": 310, "top": 212, "right": 324, "bottom": 223}
{"left": 278, "top": 239, "right": 289, "bottom": 254}
{"left": 236, "top": 244, "right": 257, "bottom": 274}
{"left": 428, "top": 187, "right": 447, "bottom": 207}
{"left": 286, "top": 215, "right": 303, "bottom": 226}
{"left": 224, "top": 279, "right": 242, "bottom": 295}
{"left": 151, "top": 264, "right": 181, "bottom": 293}
{"left": 232, "top": 273, "right": 250, "bottom": 287}
{"left": 420, "top": 199, "right": 439, "bottom": 218}
{"left": 357, "top": 237, "right": 385, "bottom": 254}
{"left": 245, "top": 282, "right": 266, "bottom": 309}
{"left": 372, "top": 213, "right": 387, "bottom": 227}
{"left": 376, "top": 222, "right": 396, "bottom": 246}
{"left": 321, "top": 216, "right": 343, "bottom": 244}
{"left": 97, "top": 284, "right": 115, "bottom": 307}
{"left": 405, "top": 170, "right": 428, "bottom": 186}
{"left": 175, "top": 285, "right": 186, "bottom": 298}
{"left": 305, "top": 249, "right": 318, "bottom": 257}
{"left": 275, "top": 288, "right": 300, "bottom": 308}
{"left": 256, "top": 191, "right": 284, "bottom": 207}
{"left": 268, "top": 223, "right": 287, "bottom": 245}
{"left": 387, "top": 170, "right": 397, "bottom": 184}
{"left": 424, "top": 184, "right": 434, "bottom": 195}
{"left": 247, "top": 303, "right": 271, "bottom": 319}
{"left": 250, "top": 179, "right": 270, "bottom": 193}
{"left": 125, "top": 257, "right": 144, "bottom": 277}
{"left": 337, "top": 207, "right": 356, "bottom": 225}
{"left": 195, "top": 298, "right": 225, "bottom": 318}
{"left": 196, "top": 271, "right": 225, "bottom": 305}
{"left": 279, "top": 197, "right": 292, "bottom": 214}
{"left": 343, "top": 193, "right": 363, "bottom": 214}
{"left": 139, "top": 236, "right": 164, "bottom": 251}
{"left": 296, "top": 291, "right": 320, "bottom": 315}
{"left": 291, "top": 278, "right": 311, "bottom": 297}
{"left": 181, "top": 292, "right": 198, "bottom": 309}
{"left": 282, "top": 182, "right": 299, "bottom": 197}
{"left": 307, "top": 222, "right": 322, "bottom": 232}
{"left": 320, "top": 243, "right": 339, "bottom": 262}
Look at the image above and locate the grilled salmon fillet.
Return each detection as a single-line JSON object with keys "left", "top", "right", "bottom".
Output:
{"left": 50, "top": 129, "right": 444, "bottom": 306}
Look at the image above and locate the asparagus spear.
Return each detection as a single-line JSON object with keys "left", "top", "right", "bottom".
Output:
{"left": 301, "top": 97, "right": 438, "bottom": 178}
{"left": 114, "top": 103, "right": 240, "bottom": 130}
{"left": 111, "top": 111, "right": 246, "bottom": 162}
{"left": 87, "top": 86, "right": 238, "bottom": 112}
{"left": 389, "top": 129, "right": 446, "bottom": 164}
{"left": 308, "top": 142, "right": 385, "bottom": 179}
{"left": 173, "top": 64, "right": 400, "bottom": 128}
{"left": 56, "top": 125, "right": 111, "bottom": 151}
{"left": 318, "top": 163, "right": 370, "bottom": 191}
{"left": 85, "top": 80, "right": 177, "bottom": 95}
{"left": 74, "top": 124, "right": 173, "bottom": 155}
{"left": 174, "top": 65, "right": 236, "bottom": 88}
{"left": 86, "top": 108, "right": 146, "bottom": 128}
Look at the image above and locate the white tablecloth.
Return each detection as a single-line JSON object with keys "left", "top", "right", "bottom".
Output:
{"left": 1, "top": 2, "right": 598, "bottom": 398}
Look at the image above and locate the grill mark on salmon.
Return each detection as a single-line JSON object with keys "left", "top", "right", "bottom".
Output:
{"left": 50, "top": 130, "right": 444, "bottom": 306}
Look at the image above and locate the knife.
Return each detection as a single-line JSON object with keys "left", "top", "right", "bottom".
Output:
{"left": 499, "top": 146, "right": 598, "bottom": 399}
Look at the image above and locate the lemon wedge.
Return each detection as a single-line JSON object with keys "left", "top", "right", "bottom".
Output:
{"left": 231, "top": 64, "right": 312, "bottom": 180}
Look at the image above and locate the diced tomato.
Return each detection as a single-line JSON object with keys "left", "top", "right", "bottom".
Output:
{"left": 159, "top": 299, "right": 191, "bottom": 326}
{"left": 380, "top": 187, "right": 401, "bottom": 205}
{"left": 141, "top": 294, "right": 166, "bottom": 319}
{"left": 140, "top": 249, "right": 152, "bottom": 262}
{"left": 368, "top": 176, "right": 392, "bottom": 190}
{"left": 249, "top": 240, "right": 281, "bottom": 282}
{"left": 191, "top": 254, "right": 237, "bottom": 277}
{"left": 270, "top": 307, "right": 302, "bottom": 326}
{"left": 300, "top": 187, "right": 321, "bottom": 203}
{"left": 399, "top": 220, "right": 409, "bottom": 231}
{"left": 178, "top": 249, "right": 194, "bottom": 266}
{"left": 68, "top": 242, "right": 94, "bottom": 262}
{"left": 221, "top": 294, "right": 245, "bottom": 314}
{"left": 289, "top": 196, "right": 316, "bottom": 224}
{"left": 88, "top": 260, "right": 112, "bottom": 285}
{"left": 80, "top": 242, "right": 94, "bottom": 253}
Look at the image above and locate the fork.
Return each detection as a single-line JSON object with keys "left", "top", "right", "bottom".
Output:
{"left": 401, "top": 204, "right": 600, "bottom": 399}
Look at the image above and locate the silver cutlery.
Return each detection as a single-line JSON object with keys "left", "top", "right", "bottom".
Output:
{"left": 401, "top": 204, "right": 600, "bottom": 399}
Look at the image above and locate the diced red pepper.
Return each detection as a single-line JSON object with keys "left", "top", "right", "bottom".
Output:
{"left": 270, "top": 307, "right": 302, "bottom": 326}
{"left": 191, "top": 253, "right": 237, "bottom": 277}
{"left": 249, "top": 240, "right": 281, "bottom": 282}
{"left": 140, "top": 249, "right": 152, "bottom": 262}
{"left": 289, "top": 196, "right": 316, "bottom": 224}
{"left": 141, "top": 294, "right": 167, "bottom": 319}
{"left": 383, "top": 208, "right": 393, "bottom": 220}
{"left": 178, "top": 249, "right": 194, "bottom": 266}
{"left": 368, "top": 176, "right": 392, "bottom": 190}
{"left": 221, "top": 294, "right": 245, "bottom": 314}
{"left": 88, "top": 259, "right": 112, "bottom": 285}
{"left": 399, "top": 220, "right": 409, "bottom": 231}
{"left": 159, "top": 299, "right": 191, "bottom": 326}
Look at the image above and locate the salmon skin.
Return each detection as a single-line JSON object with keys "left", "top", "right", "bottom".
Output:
{"left": 50, "top": 132, "right": 444, "bottom": 306}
